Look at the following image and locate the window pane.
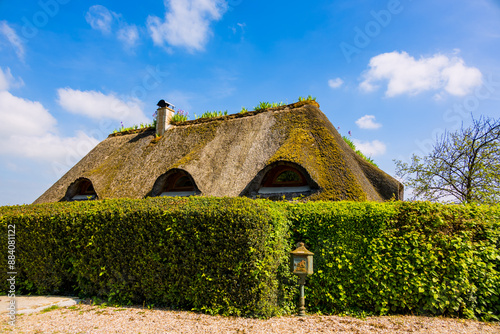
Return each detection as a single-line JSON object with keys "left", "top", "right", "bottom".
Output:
{"left": 276, "top": 170, "right": 301, "bottom": 183}
{"left": 175, "top": 176, "right": 193, "bottom": 188}
{"left": 80, "top": 181, "right": 96, "bottom": 195}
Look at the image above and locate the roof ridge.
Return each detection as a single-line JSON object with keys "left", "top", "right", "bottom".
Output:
{"left": 171, "top": 100, "right": 320, "bottom": 127}
{"left": 107, "top": 101, "right": 320, "bottom": 138}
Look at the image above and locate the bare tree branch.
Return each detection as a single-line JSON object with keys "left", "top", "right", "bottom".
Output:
{"left": 394, "top": 116, "right": 500, "bottom": 204}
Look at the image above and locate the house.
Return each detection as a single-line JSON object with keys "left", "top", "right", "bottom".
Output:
{"left": 34, "top": 100, "right": 403, "bottom": 203}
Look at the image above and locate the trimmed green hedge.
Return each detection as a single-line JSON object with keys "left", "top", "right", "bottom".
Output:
{"left": 1, "top": 198, "right": 499, "bottom": 320}
{"left": 288, "top": 201, "right": 500, "bottom": 320}
{"left": 0, "top": 197, "right": 294, "bottom": 317}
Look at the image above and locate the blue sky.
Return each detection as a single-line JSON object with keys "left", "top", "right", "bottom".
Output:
{"left": 0, "top": 0, "right": 499, "bottom": 205}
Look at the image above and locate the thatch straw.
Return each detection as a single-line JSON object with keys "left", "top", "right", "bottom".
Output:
{"left": 34, "top": 102, "right": 402, "bottom": 203}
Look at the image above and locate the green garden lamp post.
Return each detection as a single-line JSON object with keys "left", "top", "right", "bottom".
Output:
{"left": 290, "top": 242, "right": 314, "bottom": 316}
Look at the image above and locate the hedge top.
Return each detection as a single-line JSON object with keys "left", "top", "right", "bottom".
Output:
{"left": 34, "top": 101, "right": 403, "bottom": 203}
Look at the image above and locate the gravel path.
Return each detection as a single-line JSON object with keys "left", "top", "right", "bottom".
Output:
{"left": 2, "top": 304, "right": 499, "bottom": 333}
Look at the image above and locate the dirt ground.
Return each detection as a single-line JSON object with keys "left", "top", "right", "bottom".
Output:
{"left": 1, "top": 301, "right": 499, "bottom": 334}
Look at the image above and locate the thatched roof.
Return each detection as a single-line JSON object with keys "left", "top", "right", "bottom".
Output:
{"left": 34, "top": 101, "right": 403, "bottom": 204}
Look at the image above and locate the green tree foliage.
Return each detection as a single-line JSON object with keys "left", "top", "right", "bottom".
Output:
{"left": 394, "top": 116, "right": 500, "bottom": 204}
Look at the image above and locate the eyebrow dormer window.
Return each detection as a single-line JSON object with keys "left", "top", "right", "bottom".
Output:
{"left": 164, "top": 173, "right": 195, "bottom": 193}
{"left": 259, "top": 165, "right": 311, "bottom": 194}
{"left": 270, "top": 169, "right": 305, "bottom": 186}
{"left": 80, "top": 180, "right": 95, "bottom": 195}
{"left": 151, "top": 169, "right": 200, "bottom": 197}
{"left": 66, "top": 178, "right": 98, "bottom": 201}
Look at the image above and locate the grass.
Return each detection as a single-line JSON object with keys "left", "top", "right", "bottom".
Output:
{"left": 40, "top": 305, "right": 60, "bottom": 313}
{"left": 253, "top": 96, "right": 315, "bottom": 112}
{"left": 195, "top": 110, "right": 228, "bottom": 119}
{"left": 172, "top": 114, "right": 188, "bottom": 122}
{"left": 342, "top": 136, "right": 378, "bottom": 167}
{"left": 298, "top": 95, "right": 316, "bottom": 102}
{"left": 112, "top": 121, "right": 155, "bottom": 134}
{"left": 172, "top": 109, "right": 189, "bottom": 122}
{"left": 254, "top": 101, "right": 286, "bottom": 111}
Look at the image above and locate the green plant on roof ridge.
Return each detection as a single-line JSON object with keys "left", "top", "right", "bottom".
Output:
{"left": 342, "top": 136, "right": 378, "bottom": 167}
{"left": 254, "top": 101, "right": 286, "bottom": 112}
{"left": 254, "top": 101, "right": 272, "bottom": 111}
{"left": 198, "top": 110, "right": 228, "bottom": 119}
{"left": 111, "top": 95, "right": 320, "bottom": 134}
{"left": 171, "top": 109, "right": 189, "bottom": 122}
{"left": 112, "top": 121, "right": 155, "bottom": 134}
{"left": 255, "top": 97, "right": 317, "bottom": 113}
{"left": 298, "top": 95, "right": 316, "bottom": 102}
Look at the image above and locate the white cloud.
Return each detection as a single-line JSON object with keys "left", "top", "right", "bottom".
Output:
{"left": 85, "top": 5, "right": 140, "bottom": 48}
{"left": 360, "top": 51, "right": 482, "bottom": 97}
{"left": 147, "top": 0, "right": 228, "bottom": 52}
{"left": 117, "top": 24, "right": 139, "bottom": 48}
{"left": 0, "top": 21, "right": 25, "bottom": 61}
{"left": 0, "top": 91, "right": 56, "bottom": 137}
{"left": 352, "top": 139, "right": 386, "bottom": 157}
{"left": 3, "top": 132, "right": 98, "bottom": 163}
{"left": 441, "top": 60, "right": 483, "bottom": 96}
{"left": 57, "top": 88, "right": 149, "bottom": 125}
{"left": 328, "top": 78, "right": 344, "bottom": 89}
{"left": 85, "top": 5, "right": 114, "bottom": 34}
{"left": 0, "top": 90, "right": 98, "bottom": 167}
{"left": 355, "top": 115, "right": 382, "bottom": 129}
{"left": 0, "top": 67, "right": 23, "bottom": 91}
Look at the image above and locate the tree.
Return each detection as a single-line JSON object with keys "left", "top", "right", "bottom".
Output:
{"left": 394, "top": 116, "right": 500, "bottom": 204}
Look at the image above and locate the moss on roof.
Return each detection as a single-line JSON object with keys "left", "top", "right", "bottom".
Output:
{"left": 34, "top": 101, "right": 402, "bottom": 204}
{"left": 268, "top": 107, "right": 366, "bottom": 201}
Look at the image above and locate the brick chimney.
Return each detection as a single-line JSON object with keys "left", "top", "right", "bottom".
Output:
{"left": 156, "top": 101, "right": 175, "bottom": 137}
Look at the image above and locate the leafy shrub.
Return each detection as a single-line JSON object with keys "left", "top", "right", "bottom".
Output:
{"left": 288, "top": 201, "right": 500, "bottom": 320}
{"left": 0, "top": 197, "right": 294, "bottom": 318}
{"left": 1, "top": 199, "right": 498, "bottom": 320}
